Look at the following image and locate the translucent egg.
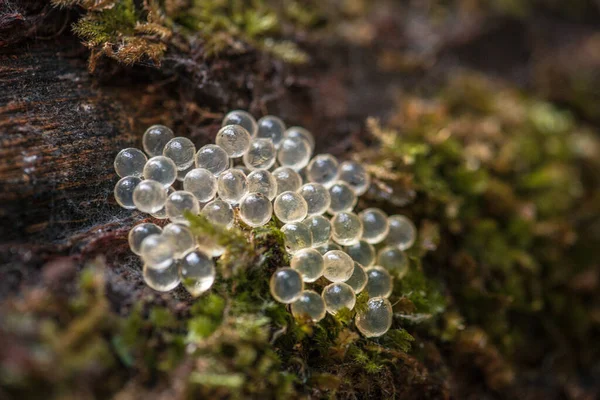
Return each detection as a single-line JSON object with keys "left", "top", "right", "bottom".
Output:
{"left": 216, "top": 125, "right": 252, "bottom": 158}
{"left": 114, "top": 148, "right": 147, "bottom": 178}
{"left": 143, "top": 261, "right": 180, "bottom": 292}
{"left": 195, "top": 144, "right": 229, "bottom": 176}
{"left": 114, "top": 176, "right": 142, "bottom": 209}
{"left": 281, "top": 222, "right": 313, "bottom": 254}
{"left": 222, "top": 110, "right": 257, "bottom": 137}
{"left": 143, "top": 156, "right": 177, "bottom": 187}
{"left": 243, "top": 138, "right": 276, "bottom": 170}
{"left": 177, "top": 164, "right": 193, "bottom": 182}
{"left": 274, "top": 191, "right": 308, "bottom": 223}
{"left": 128, "top": 223, "right": 162, "bottom": 255}
{"left": 143, "top": 125, "right": 174, "bottom": 157}
{"left": 359, "top": 208, "right": 389, "bottom": 244}
{"left": 386, "top": 215, "right": 417, "bottom": 251}
{"left": 365, "top": 266, "right": 393, "bottom": 298}
{"left": 355, "top": 297, "right": 393, "bottom": 337}
{"left": 270, "top": 267, "right": 304, "bottom": 303}
{"left": 377, "top": 246, "right": 409, "bottom": 278}
{"left": 201, "top": 198, "right": 234, "bottom": 228}
{"left": 291, "top": 290, "right": 326, "bottom": 322}
{"left": 315, "top": 241, "right": 342, "bottom": 255}
{"left": 150, "top": 187, "right": 173, "bottom": 219}
{"left": 162, "top": 223, "right": 196, "bottom": 258}
{"left": 323, "top": 250, "right": 354, "bottom": 282}
{"left": 217, "top": 169, "right": 248, "bottom": 204}
{"left": 239, "top": 193, "right": 273, "bottom": 227}
{"left": 165, "top": 190, "right": 200, "bottom": 223}
{"left": 306, "top": 154, "right": 339, "bottom": 187}
{"left": 298, "top": 183, "right": 330, "bottom": 216}
{"left": 345, "top": 240, "right": 375, "bottom": 267}
{"left": 291, "top": 248, "right": 324, "bottom": 282}
{"left": 184, "top": 168, "right": 217, "bottom": 202}
{"left": 328, "top": 181, "right": 357, "bottom": 214}
{"left": 256, "top": 115, "right": 286, "bottom": 148}
{"left": 132, "top": 179, "right": 167, "bottom": 213}
{"left": 246, "top": 169, "right": 277, "bottom": 200}
{"left": 345, "top": 262, "right": 368, "bottom": 293}
{"left": 338, "top": 161, "right": 370, "bottom": 196}
{"left": 272, "top": 167, "right": 303, "bottom": 195}
{"left": 179, "top": 249, "right": 216, "bottom": 297}
{"left": 322, "top": 282, "right": 356, "bottom": 314}
{"left": 302, "top": 215, "right": 331, "bottom": 247}
{"left": 285, "top": 126, "right": 315, "bottom": 152}
{"left": 331, "top": 212, "right": 363, "bottom": 246}
{"left": 277, "top": 137, "right": 311, "bottom": 171}
{"left": 140, "top": 234, "right": 175, "bottom": 270}
{"left": 163, "top": 137, "right": 196, "bottom": 171}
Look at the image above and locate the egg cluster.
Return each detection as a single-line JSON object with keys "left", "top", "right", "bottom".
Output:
{"left": 114, "top": 110, "right": 417, "bottom": 337}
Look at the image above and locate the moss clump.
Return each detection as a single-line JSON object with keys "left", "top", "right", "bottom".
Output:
{"left": 363, "top": 72, "right": 600, "bottom": 391}
{"left": 53, "top": 0, "right": 321, "bottom": 69}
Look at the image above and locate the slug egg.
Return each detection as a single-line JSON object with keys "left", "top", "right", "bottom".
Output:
{"left": 246, "top": 169, "right": 277, "bottom": 200}
{"left": 256, "top": 115, "right": 286, "bottom": 148}
{"left": 222, "top": 110, "right": 258, "bottom": 137}
{"left": 163, "top": 137, "right": 196, "bottom": 171}
{"left": 291, "top": 248, "right": 324, "bottom": 282}
{"left": 322, "top": 250, "right": 354, "bottom": 282}
{"left": 143, "top": 125, "right": 174, "bottom": 157}
{"left": 179, "top": 249, "right": 216, "bottom": 297}
{"left": 217, "top": 169, "right": 248, "bottom": 204}
{"left": 386, "top": 215, "right": 417, "bottom": 251}
{"left": 344, "top": 240, "right": 376, "bottom": 267}
{"left": 377, "top": 246, "right": 409, "bottom": 278}
{"left": 355, "top": 297, "right": 393, "bottom": 338}
{"left": 143, "top": 261, "right": 180, "bottom": 292}
{"left": 162, "top": 223, "right": 196, "bottom": 259}
{"left": 291, "top": 290, "right": 326, "bottom": 322}
{"left": 184, "top": 168, "right": 217, "bottom": 203}
{"left": 201, "top": 198, "right": 234, "bottom": 228}
{"left": 330, "top": 212, "right": 363, "bottom": 246}
{"left": 281, "top": 222, "right": 313, "bottom": 254}
{"left": 270, "top": 267, "right": 304, "bottom": 304}
{"left": 239, "top": 193, "right": 273, "bottom": 227}
{"left": 345, "top": 262, "right": 368, "bottom": 293}
{"left": 322, "top": 282, "right": 356, "bottom": 315}
{"left": 285, "top": 126, "right": 315, "bottom": 152}
{"left": 365, "top": 266, "right": 393, "bottom": 298}
{"left": 277, "top": 136, "right": 311, "bottom": 171}
{"left": 272, "top": 167, "right": 303, "bottom": 195}
{"left": 132, "top": 179, "right": 166, "bottom": 213}
{"left": 306, "top": 154, "right": 339, "bottom": 187}
{"left": 338, "top": 161, "right": 370, "bottom": 196}
{"left": 302, "top": 215, "right": 331, "bottom": 247}
{"left": 140, "top": 233, "right": 175, "bottom": 270}
{"left": 298, "top": 183, "right": 331, "bottom": 216}
{"left": 128, "top": 223, "right": 162, "bottom": 255}
{"left": 328, "top": 181, "right": 357, "bottom": 214}
{"left": 243, "top": 138, "right": 276, "bottom": 170}
{"left": 216, "top": 124, "right": 252, "bottom": 158}
{"left": 165, "top": 190, "right": 200, "bottom": 223}
{"left": 195, "top": 144, "right": 229, "bottom": 176}
{"left": 114, "top": 176, "right": 142, "bottom": 209}
{"left": 274, "top": 191, "right": 308, "bottom": 223}
{"left": 114, "top": 148, "right": 147, "bottom": 178}
{"left": 143, "top": 156, "right": 177, "bottom": 187}
{"left": 359, "top": 208, "right": 389, "bottom": 244}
